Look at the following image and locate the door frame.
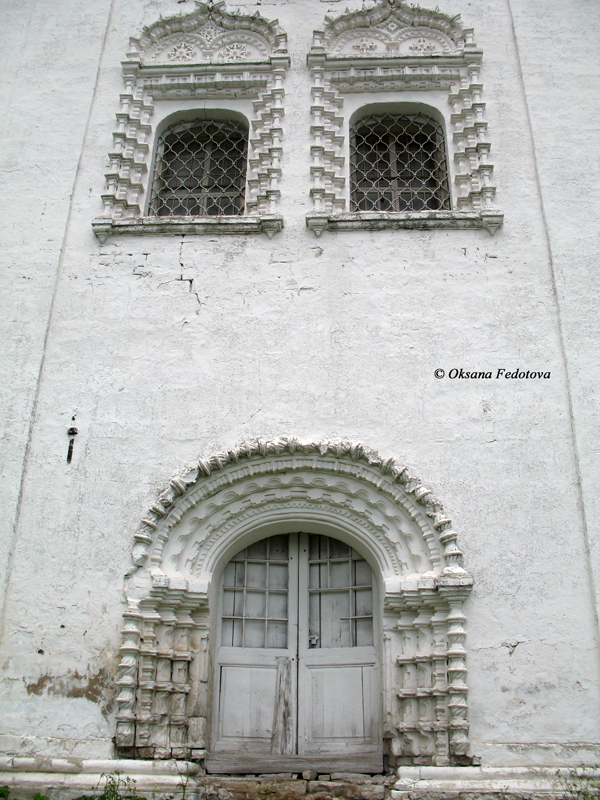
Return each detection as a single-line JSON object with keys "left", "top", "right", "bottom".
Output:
{"left": 118, "top": 440, "right": 473, "bottom": 766}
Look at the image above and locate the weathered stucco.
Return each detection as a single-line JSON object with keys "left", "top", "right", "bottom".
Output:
{"left": 0, "top": 0, "right": 599, "bottom": 788}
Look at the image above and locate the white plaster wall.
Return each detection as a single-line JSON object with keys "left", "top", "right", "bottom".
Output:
{"left": 0, "top": 0, "right": 113, "bottom": 614}
{"left": 509, "top": 0, "right": 600, "bottom": 714}
{"left": 0, "top": 0, "right": 599, "bottom": 767}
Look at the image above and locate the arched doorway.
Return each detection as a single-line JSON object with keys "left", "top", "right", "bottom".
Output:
{"left": 210, "top": 532, "right": 382, "bottom": 773}
{"left": 116, "top": 438, "right": 473, "bottom": 768}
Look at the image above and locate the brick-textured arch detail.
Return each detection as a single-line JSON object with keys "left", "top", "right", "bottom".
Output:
{"left": 116, "top": 438, "right": 473, "bottom": 766}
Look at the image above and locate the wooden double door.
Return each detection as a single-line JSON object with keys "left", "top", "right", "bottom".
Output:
{"left": 207, "top": 532, "right": 382, "bottom": 773}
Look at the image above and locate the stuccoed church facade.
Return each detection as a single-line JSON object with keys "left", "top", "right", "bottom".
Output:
{"left": 1, "top": 0, "right": 599, "bottom": 796}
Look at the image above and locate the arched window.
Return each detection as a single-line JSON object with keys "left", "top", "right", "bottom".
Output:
{"left": 306, "top": 3, "right": 503, "bottom": 236}
{"left": 93, "top": 3, "right": 289, "bottom": 241}
{"left": 148, "top": 118, "right": 248, "bottom": 217}
{"left": 350, "top": 113, "right": 451, "bottom": 213}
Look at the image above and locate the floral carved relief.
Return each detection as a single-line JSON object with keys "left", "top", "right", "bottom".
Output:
{"left": 166, "top": 41, "right": 197, "bottom": 62}
{"left": 352, "top": 38, "right": 379, "bottom": 54}
{"left": 217, "top": 42, "right": 252, "bottom": 61}
{"left": 409, "top": 37, "right": 438, "bottom": 54}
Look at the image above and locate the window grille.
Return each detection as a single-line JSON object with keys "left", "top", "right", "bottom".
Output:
{"left": 350, "top": 113, "right": 451, "bottom": 213}
{"left": 149, "top": 118, "right": 248, "bottom": 217}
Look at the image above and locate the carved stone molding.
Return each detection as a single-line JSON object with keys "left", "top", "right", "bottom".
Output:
{"left": 93, "top": 2, "right": 289, "bottom": 242}
{"left": 306, "top": 210, "right": 504, "bottom": 237}
{"left": 117, "top": 437, "right": 473, "bottom": 765}
{"left": 306, "top": 0, "right": 503, "bottom": 236}
{"left": 92, "top": 214, "right": 283, "bottom": 243}
{"left": 0, "top": 760, "right": 580, "bottom": 796}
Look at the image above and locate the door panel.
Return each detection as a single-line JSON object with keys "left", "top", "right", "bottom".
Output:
{"left": 298, "top": 533, "right": 381, "bottom": 756}
{"left": 307, "top": 665, "right": 369, "bottom": 740}
{"left": 211, "top": 532, "right": 382, "bottom": 769}
{"left": 299, "top": 645, "right": 380, "bottom": 753}
{"left": 218, "top": 663, "right": 278, "bottom": 743}
{"left": 213, "top": 534, "right": 298, "bottom": 755}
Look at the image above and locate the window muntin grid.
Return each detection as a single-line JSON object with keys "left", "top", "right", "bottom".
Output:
{"left": 350, "top": 113, "right": 450, "bottom": 213}
{"left": 149, "top": 118, "right": 248, "bottom": 218}
{"left": 221, "top": 535, "right": 289, "bottom": 649}
{"left": 308, "top": 534, "right": 373, "bottom": 649}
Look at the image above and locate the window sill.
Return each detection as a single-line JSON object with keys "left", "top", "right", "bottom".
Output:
{"left": 306, "top": 210, "right": 503, "bottom": 237}
{"left": 92, "top": 214, "right": 284, "bottom": 243}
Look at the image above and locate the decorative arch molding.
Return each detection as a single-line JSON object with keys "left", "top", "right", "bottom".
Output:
{"left": 306, "top": 0, "right": 503, "bottom": 237}
{"left": 320, "top": 2, "right": 466, "bottom": 55}
{"left": 116, "top": 438, "right": 473, "bottom": 767}
{"left": 131, "top": 2, "right": 287, "bottom": 65}
{"left": 92, "top": 1, "right": 289, "bottom": 243}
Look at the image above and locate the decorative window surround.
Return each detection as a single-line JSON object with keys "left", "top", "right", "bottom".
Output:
{"left": 92, "top": 2, "right": 289, "bottom": 243}
{"left": 306, "top": 0, "right": 503, "bottom": 237}
{"left": 117, "top": 437, "right": 473, "bottom": 766}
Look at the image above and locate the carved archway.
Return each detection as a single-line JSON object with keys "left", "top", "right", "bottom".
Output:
{"left": 116, "top": 438, "right": 473, "bottom": 767}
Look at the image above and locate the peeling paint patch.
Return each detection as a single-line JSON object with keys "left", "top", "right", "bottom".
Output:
{"left": 502, "top": 639, "right": 524, "bottom": 656}
{"left": 24, "top": 668, "right": 116, "bottom": 719}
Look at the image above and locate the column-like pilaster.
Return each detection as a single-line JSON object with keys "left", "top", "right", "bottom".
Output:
{"left": 115, "top": 600, "right": 142, "bottom": 752}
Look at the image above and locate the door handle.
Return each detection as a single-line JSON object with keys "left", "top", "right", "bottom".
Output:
{"left": 309, "top": 634, "right": 320, "bottom": 647}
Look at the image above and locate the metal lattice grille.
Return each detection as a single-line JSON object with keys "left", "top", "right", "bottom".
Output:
{"left": 149, "top": 118, "right": 248, "bottom": 217}
{"left": 350, "top": 113, "right": 451, "bottom": 213}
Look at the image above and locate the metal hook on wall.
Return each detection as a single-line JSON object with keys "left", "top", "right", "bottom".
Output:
{"left": 67, "top": 416, "right": 78, "bottom": 463}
